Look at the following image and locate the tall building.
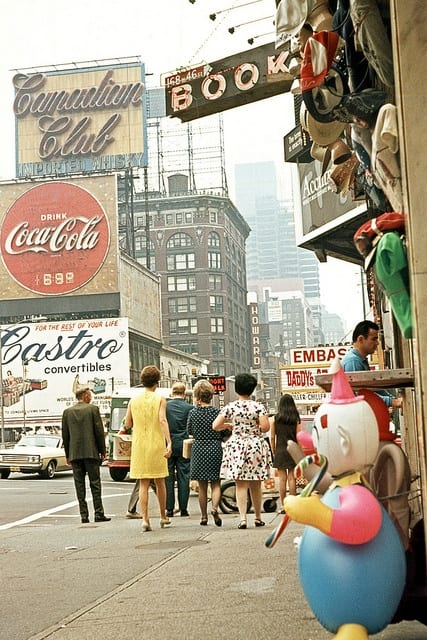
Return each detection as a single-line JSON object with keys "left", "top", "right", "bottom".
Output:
{"left": 234, "top": 161, "right": 323, "bottom": 343}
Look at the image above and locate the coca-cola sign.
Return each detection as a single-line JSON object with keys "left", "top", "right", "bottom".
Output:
{"left": 0, "top": 182, "right": 110, "bottom": 295}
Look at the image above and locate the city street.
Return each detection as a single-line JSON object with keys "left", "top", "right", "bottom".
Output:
{"left": 0, "top": 468, "right": 426, "bottom": 640}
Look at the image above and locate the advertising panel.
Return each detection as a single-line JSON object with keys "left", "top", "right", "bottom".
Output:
{"left": 0, "top": 317, "right": 130, "bottom": 424}
{"left": 165, "top": 42, "right": 293, "bottom": 122}
{"left": 0, "top": 175, "right": 118, "bottom": 300}
{"left": 13, "top": 61, "right": 147, "bottom": 178}
{"left": 298, "top": 161, "right": 357, "bottom": 236}
{"left": 280, "top": 345, "right": 352, "bottom": 404}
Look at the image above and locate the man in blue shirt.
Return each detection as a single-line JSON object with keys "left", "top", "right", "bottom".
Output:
{"left": 342, "top": 320, "right": 402, "bottom": 409}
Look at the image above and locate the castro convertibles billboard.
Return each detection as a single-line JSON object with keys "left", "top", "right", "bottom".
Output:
{"left": 0, "top": 317, "right": 130, "bottom": 423}
{"left": 0, "top": 175, "right": 118, "bottom": 299}
{"left": 13, "top": 61, "right": 147, "bottom": 178}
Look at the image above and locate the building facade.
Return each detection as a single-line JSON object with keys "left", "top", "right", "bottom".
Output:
{"left": 119, "top": 176, "right": 252, "bottom": 377}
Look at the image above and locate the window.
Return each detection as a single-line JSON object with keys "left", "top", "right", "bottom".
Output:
{"left": 136, "top": 238, "right": 156, "bottom": 270}
{"left": 208, "top": 251, "right": 221, "bottom": 269}
{"left": 209, "top": 275, "right": 222, "bottom": 290}
{"left": 167, "top": 253, "right": 195, "bottom": 270}
{"left": 168, "top": 297, "right": 197, "bottom": 313}
{"left": 170, "top": 340, "right": 198, "bottom": 354}
{"left": 210, "top": 211, "right": 217, "bottom": 224}
{"left": 211, "top": 317, "right": 224, "bottom": 333}
{"left": 166, "top": 214, "right": 173, "bottom": 225}
{"left": 211, "top": 361, "right": 225, "bottom": 376}
{"left": 176, "top": 212, "right": 183, "bottom": 223}
{"left": 208, "top": 231, "right": 220, "bottom": 247}
{"left": 209, "top": 295, "right": 223, "bottom": 312}
{"left": 167, "top": 233, "right": 194, "bottom": 248}
{"left": 169, "top": 318, "right": 198, "bottom": 335}
{"left": 167, "top": 276, "right": 196, "bottom": 291}
{"left": 212, "top": 339, "right": 225, "bottom": 356}
{"left": 185, "top": 212, "right": 193, "bottom": 223}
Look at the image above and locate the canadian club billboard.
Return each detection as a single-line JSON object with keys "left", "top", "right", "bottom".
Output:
{"left": 13, "top": 61, "right": 147, "bottom": 178}
{"left": 0, "top": 175, "right": 119, "bottom": 300}
{"left": 0, "top": 317, "right": 130, "bottom": 426}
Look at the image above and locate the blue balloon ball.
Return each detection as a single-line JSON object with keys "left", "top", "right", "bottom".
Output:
{"left": 298, "top": 488, "right": 406, "bottom": 634}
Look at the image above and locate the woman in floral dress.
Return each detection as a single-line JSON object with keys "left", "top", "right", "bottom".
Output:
{"left": 213, "top": 373, "right": 271, "bottom": 529}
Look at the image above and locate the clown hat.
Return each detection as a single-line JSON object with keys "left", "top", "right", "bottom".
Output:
{"left": 328, "top": 357, "right": 363, "bottom": 404}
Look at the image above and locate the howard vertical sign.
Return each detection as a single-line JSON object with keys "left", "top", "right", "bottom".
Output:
{"left": 250, "top": 303, "right": 261, "bottom": 369}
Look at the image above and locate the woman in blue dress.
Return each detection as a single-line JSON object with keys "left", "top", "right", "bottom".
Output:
{"left": 187, "top": 379, "right": 223, "bottom": 526}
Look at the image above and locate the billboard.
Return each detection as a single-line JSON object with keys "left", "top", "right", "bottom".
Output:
{"left": 165, "top": 42, "right": 293, "bottom": 122}
{"left": 0, "top": 317, "right": 130, "bottom": 424}
{"left": 13, "top": 61, "right": 147, "bottom": 178}
{"left": 0, "top": 175, "right": 119, "bottom": 299}
{"left": 280, "top": 345, "right": 351, "bottom": 403}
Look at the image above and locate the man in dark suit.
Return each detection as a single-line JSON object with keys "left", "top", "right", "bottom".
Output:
{"left": 62, "top": 386, "right": 110, "bottom": 524}
{"left": 165, "top": 382, "right": 193, "bottom": 517}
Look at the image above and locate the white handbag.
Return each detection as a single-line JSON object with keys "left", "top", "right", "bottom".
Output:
{"left": 182, "top": 437, "right": 194, "bottom": 459}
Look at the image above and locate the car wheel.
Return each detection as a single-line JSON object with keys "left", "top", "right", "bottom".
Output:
{"left": 263, "top": 498, "right": 278, "bottom": 513}
{"left": 109, "top": 467, "right": 128, "bottom": 481}
{"left": 40, "top": 460, "right": 56, "bottom": 479}
{"left": 0, "top": 469, "right": 11, "bottom": 479}
{"left": 219, "top": 480, "right": 252, "bottom": 514}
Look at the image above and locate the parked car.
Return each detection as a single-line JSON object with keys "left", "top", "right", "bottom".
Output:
{"left": 0, "top": 434, "right": 69, "bottom": 479}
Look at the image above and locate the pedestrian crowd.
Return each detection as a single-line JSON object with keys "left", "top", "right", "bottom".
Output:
{"left": 61, "top": 367, "right": 305, "bottom": 528}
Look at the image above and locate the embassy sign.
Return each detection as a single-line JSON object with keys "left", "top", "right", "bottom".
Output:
{"left": 165, "top": 42, "right": 293, "bottom": 122}
{"left": 13, "top": 61, "right": 147, "bottom": 178}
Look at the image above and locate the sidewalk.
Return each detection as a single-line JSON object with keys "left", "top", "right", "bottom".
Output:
{"left": 28, "top": 505, "right": 426, "bottom": 640}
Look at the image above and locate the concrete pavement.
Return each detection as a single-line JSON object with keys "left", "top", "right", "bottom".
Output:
{"left": 26, "top": 499, "right": 426, "bottom": 640}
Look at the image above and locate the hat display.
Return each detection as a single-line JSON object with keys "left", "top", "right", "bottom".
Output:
{"left": 301, "top": 31, "right": 348, "bottom": 123}
{"left": 334, "top": 88, "right": 388, "bottom": 126}
{"left": 300, "top": 102, "right": 345, "bottom": 145}
{"left": 353, "top": 212, "right": 406, "bottom": 270}
{"left": 310, "top": 142, "right": 331, "bottom": 175}
{"left": 329, "top": 138, "right": 352, "bottom": 165}
{"left": 276, "top": 0, "right": 309, "bottom": 40}
{"left": 301, "top": 31, "right": 341, "bottom": 92}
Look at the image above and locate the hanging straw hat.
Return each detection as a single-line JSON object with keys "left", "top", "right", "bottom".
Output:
{"left": 300, "top": 102, "right": 345, "bottom": 146}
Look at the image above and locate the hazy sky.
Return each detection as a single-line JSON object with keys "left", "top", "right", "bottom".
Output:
{"left": 1, "top": 0, "right": 366, "bottom": 333}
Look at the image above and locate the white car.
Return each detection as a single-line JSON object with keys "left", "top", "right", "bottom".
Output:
{"left": 0, "top": 434, "right": 69, "bottom": 479}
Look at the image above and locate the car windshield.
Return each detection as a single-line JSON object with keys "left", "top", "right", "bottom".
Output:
{"left": 17, "top": 435, "right": 61, "bottom": 448}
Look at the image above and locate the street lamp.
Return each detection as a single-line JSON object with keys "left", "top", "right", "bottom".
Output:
{"left": 0, "top": 317, "right": 47, "bottom": 444}
{"left": 22, "top": 357, "right": 36, "bottom": 435}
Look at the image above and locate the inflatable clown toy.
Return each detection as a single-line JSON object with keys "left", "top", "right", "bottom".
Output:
{"left": 282, "top": 358, "right": 406, "bottom": 640}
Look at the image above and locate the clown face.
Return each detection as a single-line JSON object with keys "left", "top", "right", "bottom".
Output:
{"left": 313, "top": 399, "right": 379, "bottom": 476}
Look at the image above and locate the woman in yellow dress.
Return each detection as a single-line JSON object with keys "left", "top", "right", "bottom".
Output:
{"left": 122, "top": 366, "right": 172, "bottom": 531}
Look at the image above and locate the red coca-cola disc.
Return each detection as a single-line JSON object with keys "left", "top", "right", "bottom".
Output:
{"left": 0, "top": 181, "right": 110, "bottom": 295}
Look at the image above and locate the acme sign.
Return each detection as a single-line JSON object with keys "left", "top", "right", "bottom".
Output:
{"left": 165, "top": 42, "right": 293, "bottom": 122}
{"left": 13, "top": 63, "right": 147, "bottom": 178}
